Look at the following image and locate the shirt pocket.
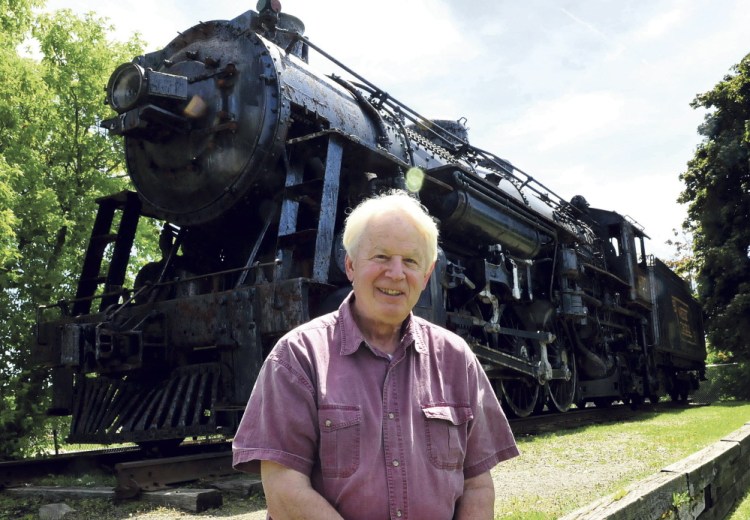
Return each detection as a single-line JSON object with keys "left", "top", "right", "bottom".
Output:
{"left": 318, "top": 405, "right": 361, "bottom": 478}
{"left": 422, "top": 405, "right": 473, "bottom": 470}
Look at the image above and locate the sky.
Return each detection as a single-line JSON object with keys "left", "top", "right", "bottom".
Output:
{"left": 42, "top": 0, "right": 750, "bottom": 259}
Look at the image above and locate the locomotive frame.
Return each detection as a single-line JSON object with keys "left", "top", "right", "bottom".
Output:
{"left": 33, "top": 4, "right": 705, "bottom": 446}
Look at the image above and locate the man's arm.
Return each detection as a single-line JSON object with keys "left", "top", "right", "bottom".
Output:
{"left": 454, "top": 471, "right": 495, "bottom": 520}
{"left": 261, "top": 460, "right": 344, "bottom": 520}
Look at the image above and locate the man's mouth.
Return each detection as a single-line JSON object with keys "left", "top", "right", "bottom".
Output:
{"left": 378, "top": 288, "right": 403, "bottom": 296}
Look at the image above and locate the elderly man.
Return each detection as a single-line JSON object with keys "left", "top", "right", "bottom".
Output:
{"left": 232, "top": 190, "right": 518, "bottom": 519}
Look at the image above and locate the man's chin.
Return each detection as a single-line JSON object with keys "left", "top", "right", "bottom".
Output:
{"left": 374, "top": 305, "right": 410, "bottom": 325}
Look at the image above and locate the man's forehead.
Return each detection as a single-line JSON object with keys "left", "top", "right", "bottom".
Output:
{"left": 357, "top": 212, "right": 429, "bottom": 251}
{"left": 360, "top": 237, "right": 427, "bottom": 261}
{"left": 367, "top": 241, "right": 423, "bottom": 254}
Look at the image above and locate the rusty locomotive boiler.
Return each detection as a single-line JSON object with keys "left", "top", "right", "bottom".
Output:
{"left": 33, "top": 3, "right": 706, "bottom": 447}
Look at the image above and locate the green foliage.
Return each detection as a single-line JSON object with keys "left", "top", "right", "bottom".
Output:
{"left": 0, "top": 158, "right": 19, "bottom": 269}
{"left": 0, "top": 6, "right": 151, "bottom": 458}
{"left": 679, "top": 52, "right": 750, "bottom": 362}
{"left": 696, "top": 362, "right": 750, "bottom": 401}
{"left": 0, "top": 0, "right": 42, "bottom": 43}
{"left": 663, "top": 228, "right": 697, "bottom": 295}
{"left": 672, "top": 491, "right": 691, "bottom": 508}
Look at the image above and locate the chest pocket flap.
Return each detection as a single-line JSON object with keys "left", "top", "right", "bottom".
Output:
{"left": 421, "top": 404, "right": 473, "bottom": 470}
{"left": 422, "top": 404, "right": 473, "bottom": 425}
{"left": 319, "top": 405, "right": 361, "bottom": 431}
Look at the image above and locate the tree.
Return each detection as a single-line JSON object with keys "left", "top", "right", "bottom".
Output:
{"left": 679, "top": 52, "right": 750, "bottom": 363}
{"left": 0, "top": 0, "right": 47, "bottom": 457}
{"left": 0, "top": 6, "right": 149, "bottom": 457}
{"left": 0, "top": 0, "right": 41, "bottom": 289}
{"left": 663, "top": 228, "right": 697, "bottom": 293}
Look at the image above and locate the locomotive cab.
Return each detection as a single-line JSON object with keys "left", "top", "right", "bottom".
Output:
{"left": 587, "top": 207, "right": 652, "bottom": 309}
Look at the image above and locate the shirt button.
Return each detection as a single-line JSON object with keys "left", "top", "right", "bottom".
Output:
{"left": 388, "top": 413, "right": 395, "bottom": 419}
{"left": 325, "top": 419, "right": 332, "bottom": 427}
{"left": 396, "top": 510, "right": 402, "bottom": 517}
{"left": 392, "top": 459, "right": 400, "bottom": 467}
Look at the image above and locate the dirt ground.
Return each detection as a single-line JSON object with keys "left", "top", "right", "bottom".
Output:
{"left": 31, "top": 451, "right": 629, "bottom": 520}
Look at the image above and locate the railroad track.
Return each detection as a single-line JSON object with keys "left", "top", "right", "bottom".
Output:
{"left": 510, "top": 403, "right": 647, "bottom": 436}
{"left": 1, "top": 401, "right": 696, "bottom": 496}
{"left": 0, "top": 440, "right": 233, "bottom": 495}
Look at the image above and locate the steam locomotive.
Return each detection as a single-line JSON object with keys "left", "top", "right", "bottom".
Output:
{"left": 33, "top": 3, "right": 706, "bottom": 446}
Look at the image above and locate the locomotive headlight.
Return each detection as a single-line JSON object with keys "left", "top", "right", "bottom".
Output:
{"left": 107, "top": 63, "right": 147, "bottom": 113}
{"left": 106, "top": 63, "right": 189, "bottom": 114}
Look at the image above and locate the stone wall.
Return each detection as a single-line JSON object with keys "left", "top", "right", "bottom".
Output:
{"left": 561, "top": 421, "right": 750, "bottom": 520}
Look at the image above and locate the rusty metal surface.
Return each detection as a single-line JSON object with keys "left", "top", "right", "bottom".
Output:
{"left": 114, "top": 451, "right": 234, "bottom": 498}
{"left": 68, "top": 363, "right": 221, "bottom": 444}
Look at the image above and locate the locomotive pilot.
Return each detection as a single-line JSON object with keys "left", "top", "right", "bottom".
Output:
{"left": 232, "top": 190, "right": 519, "bottom": 519}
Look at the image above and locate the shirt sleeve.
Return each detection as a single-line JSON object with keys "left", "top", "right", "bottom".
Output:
{"left": 463, "top": 356, "right": 520, "bottom": 478}
{"left": 232, "top": 342, "right": 319, "bottom": 475}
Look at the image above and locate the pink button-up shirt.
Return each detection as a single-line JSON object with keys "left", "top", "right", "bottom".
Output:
{"left": 232, "top": 293, "right": 519, "bottom": 519}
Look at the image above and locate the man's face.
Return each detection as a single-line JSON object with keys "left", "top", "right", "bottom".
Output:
{"left": 345, "top": 212, "right": 435, "bottom": 330}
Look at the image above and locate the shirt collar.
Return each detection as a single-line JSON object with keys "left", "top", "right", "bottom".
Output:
{"left": 337, "top": 291, "right": 427, "bottom": 356}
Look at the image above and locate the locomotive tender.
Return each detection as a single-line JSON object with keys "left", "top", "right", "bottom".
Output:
{"left": 34, "top": 3, "right": 706, "bottom": 446}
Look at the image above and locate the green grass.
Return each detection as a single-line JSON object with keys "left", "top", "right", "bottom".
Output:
{"left": 728, "top": 487, "right": 750, "bottom": 519}
{"left": 492, "top": 401, "right": 750, "bottom": 519}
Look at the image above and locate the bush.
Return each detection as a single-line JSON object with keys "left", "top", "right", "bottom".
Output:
{"left": 694, "top": 362, "right": 750, "bottom": 402}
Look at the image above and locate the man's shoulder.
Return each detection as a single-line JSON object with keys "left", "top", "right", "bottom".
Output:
{"left": 411, "top": 315, "right": 471, "bottom": 352}
{"left": 279, "top": 310, "right": 339, "bottom": 344}
{"left": 412, "top": 314, "right": 461, "bottom": 338}
{"left": 298, "top": 309, "right": 339, "bottom": 332}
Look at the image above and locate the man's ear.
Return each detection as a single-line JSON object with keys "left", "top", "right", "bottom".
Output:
{"left": 345, "top": 254, "right": 354, "bottom": 282}
{"left": 422, "top": 261, "right": 436, "bottom": 289}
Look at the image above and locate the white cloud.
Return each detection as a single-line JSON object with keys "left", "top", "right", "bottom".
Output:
{"left": 631, "top": 4, "right": 689, "bottom": 42}
{"left": 492, "top": 91, "right": 627, "bottom": 152}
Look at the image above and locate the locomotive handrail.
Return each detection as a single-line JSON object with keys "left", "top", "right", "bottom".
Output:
{"left": 277, "top": 27, "right": 577, "bottom": 217}
{"left": 623, "top": 214, "right": 649, "bottom": 236}
{"left": 328, "top": 75, "right": 393, "bottom": 149}
{"left": 38, "top": 261, "right": 282, "bottom": 320}
{"left": 37, "top": 288, "right": 130, "bottom": 317}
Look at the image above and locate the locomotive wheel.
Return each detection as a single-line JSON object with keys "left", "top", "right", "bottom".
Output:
{"left": 500, "top": 377, "right": 540, "bottom": 418}
{"left": 547, "top": 351, "right": 577, "bottom": 413}
{"left": 490, "top": 310, "right": 540, "bottom": 417}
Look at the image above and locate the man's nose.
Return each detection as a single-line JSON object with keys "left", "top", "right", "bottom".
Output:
{"left": 386, "top": 257, "right": 406, "bottom": 279}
